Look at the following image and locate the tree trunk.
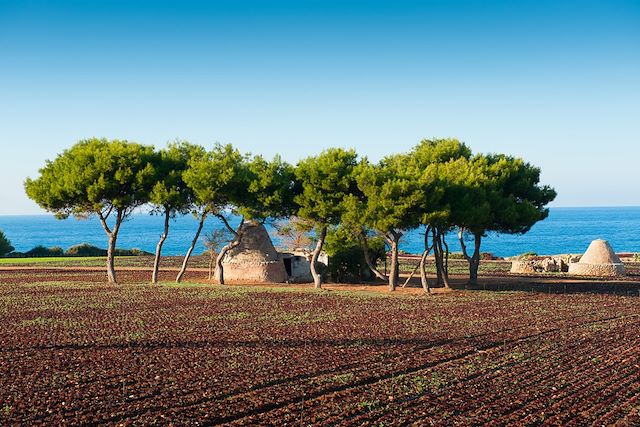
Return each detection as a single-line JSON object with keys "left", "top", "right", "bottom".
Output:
{"left": 214, "top": 239, "right": 240, "bottom": 284}
{"left": 208, "top": 253, "right": 215, "bottom": 280}
{"left": 402, "top": 262, "right": 420, "bottom": 288}
{"left": 358, "top": 230, "right": 387, "bottom": 281}
{"left": 176, "top": 212, "right": 207, "bottom": 283}
{"left": 106, "top": 232, "right": 118, "bottom": 284}
{"left": 311, "top": 225, "right": 327, "bottom": 289}
{"left": 419, "top": 249, "right": 430, "bottom": 293}
{"left": 433, "top": 228, "right": 442, "bottom": 286}
{"left": 469, "top": 233, "right": 482, "bottom": 285}
{"left": 440, "top": 231, "right": 451, "bottom": 288}
{"left": 469, "top": 256, "right": 480, "bottom": 285}
{"left": 459, "top": 228, "right": 482, "bottom": 286}
{"left": 98, "top": 207, "right": 122, "bottom": 284}
{"left": 420, "top": 226, "right": 432, "bottom": 294}
{"left": 387, "top": 233, "right": 401, "bottom": 291}
{"left": 213, "top": 216, "right": 242, "bottom": 285}
{"left": 152, "top": 208, "right": 171, "bottom": 284}
{"left": 432, "top": 228, "right": 450, "bottom": 288}
{"left": 214, "top": 244, "right": 230, "bottom": 284}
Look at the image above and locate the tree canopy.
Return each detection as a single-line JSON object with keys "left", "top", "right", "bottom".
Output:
{"left": 25, "top": 138, "right": 155, "bottom": 220}
{"left": 148, "top": 140, "right": 203, "bottom": 283}
{"left": 182, "top": 143, "right": 245, "bottom": 217}
{"left": 0, "top": 230, "right": 14, "bottom": 257}
{"left": 238, "top": 154, "right": 296, "bottom": 221}
{"left": 24, "top": 138, "right": 156, "bottom": 283}
{"left": 149, "top": 141, "right": 203, "bottom": 216}
{"left": 294, "top": 148, "right": 359, "bottom": 226}
{"left": 451, "top": 153, "right": 557, "bottom": 283}
{"left": 350, "top": 154, "right": 424, "bottom": 290}
{"left": 294, "top": 148, "right": 359, "bottom": 288}
{"left": 24, "top": 136, "right": 556, "bottom": 290}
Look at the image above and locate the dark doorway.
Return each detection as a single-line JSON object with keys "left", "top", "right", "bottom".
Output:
{"left": 283, "top": 258, "right": 292, "bottom": 276}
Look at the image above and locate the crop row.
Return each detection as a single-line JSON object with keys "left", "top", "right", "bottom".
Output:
{"left": 231, "top": 315, "right": 640, "bottom": 425}
{"left": 1, "top": 278, "right": 639, "bottom": 425}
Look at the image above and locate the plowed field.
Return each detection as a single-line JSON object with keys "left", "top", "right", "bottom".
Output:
{"left": 1, "top": 272, "right": 639, "bottom": 425}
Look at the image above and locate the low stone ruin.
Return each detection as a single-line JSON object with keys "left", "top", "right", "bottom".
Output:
{"left": 280, "top": 250, "right": 327, "bottom": 283}
{"left": 510, "top": 255, "right": 579, "bottom": 274}
{"left": 510, "top": 239, "right": 626, "bottom": 277}
{"left": 568, "top": 239, "right": 625, "bottom": 277}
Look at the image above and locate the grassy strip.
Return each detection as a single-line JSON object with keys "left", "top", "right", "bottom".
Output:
{"left": 0, "top": 255, "right": 211, "bottom": 269}
{"left": 0, "top": 256, "right": 105, "bottom": 265}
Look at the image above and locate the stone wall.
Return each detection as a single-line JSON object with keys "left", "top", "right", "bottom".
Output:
{"left": 221, "top": 260, "right": 288, "bottom": 283}
{"left": 510, "top": 256, "right": 571, "bottom": 274}
{"left": 567, "top": 262, "right": 625, "bottom": 277}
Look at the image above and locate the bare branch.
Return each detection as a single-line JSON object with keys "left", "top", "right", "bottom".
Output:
{"left": 215, "top": 213, "right": 239, "bottom": 237}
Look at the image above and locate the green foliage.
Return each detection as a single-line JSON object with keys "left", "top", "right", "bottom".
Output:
{"left": 457, "top": 154, "right": 557, "bottom": 235}
{"left": 24, "top": 138, "right": 156, "bottom": 219}
{"left": 184, "top": 146, "right": 296, "bottom": 225}
{"left": 448, "top": 251, "right": 497, "bottom": 261}
{"left": 411, "top": 138, "right": 472, "bottom": 165}
{"left": 447, "top": 252, "right": 466, "bottom": 260}
{"left": 24, "top": 138, "right": 158, "bottom": 282}
{"left": 352, "top": 154, "right": 424, "bottom": 235}
{"left": 487, "top": 154, "right": 556, "bottom": 234}
{"left": 149, "top": 141, "right": 203, "bottom": 216}
{"left": 21, "top": 135, "right": 555, "bottom": 281}
{"left": 324, "top": 226, "right": 385, "bottom": 282}
{"left": 480, "top": 252, "right": 497, "bottom": 260}
{"left": 239, "top": 154, "right": 296, "bottom": 221}
{"left": 294, "top": 148, "right": 359, "bottom": 226}
{"left": 0, "top": 230, "right": 14, "bottom": 257}
{"left": 348, "top": 139, "right": 473, "bottom": 236}
{"left": 405, "top": 139, "right": 475, "bottom": 228}
{"left": 182, "top": 143, "right": 246, "bottom": 215}
{"left": 403, "top": 139, "right": 555, "bottom": 258}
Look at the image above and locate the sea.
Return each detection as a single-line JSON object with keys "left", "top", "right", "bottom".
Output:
{"left": 0, "top": 207, "right": 639, "bottom": 257}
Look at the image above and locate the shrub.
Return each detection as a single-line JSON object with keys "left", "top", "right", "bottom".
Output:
{"left": 0, "top": 230, "right": 14, "bottom": 257}
{"left": 4, "top": 252, "right": 25, "bottom": 258}
{"left": 64, "top": 243, "right": 151, "bottom": 257}
{"left": 115, "top": 248, "right": 152, "bottom": 256}
{"left": 480, "top": 252, "right": 497, "bottom": 260}
{"left": 65, "top": 243, "right": 107, "bottom": 257}
{"left": 323, "top": 226, "right": 385, "bottom": 283}
{"left": 448, "top": 252, "right": 466, "bottom": 260}
{"left": 24, "top": 245, "right": 64, "bottom": 257}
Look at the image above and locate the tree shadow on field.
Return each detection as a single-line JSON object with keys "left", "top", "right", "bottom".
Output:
{"left": 20, "top": 336, "right": 449, "bottom": 353}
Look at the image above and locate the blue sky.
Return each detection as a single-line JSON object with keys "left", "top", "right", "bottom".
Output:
{"left": 1, "top": 0, "right": 639, "bottom": 214}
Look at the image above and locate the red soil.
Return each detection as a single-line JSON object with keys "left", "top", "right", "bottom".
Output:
{"left": 1, "top": 268, "right": 639, "bottom": 425}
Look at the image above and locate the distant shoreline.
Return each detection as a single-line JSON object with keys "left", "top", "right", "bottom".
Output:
{"left": 1, "top": 207, "right": 639, "bottom": 257}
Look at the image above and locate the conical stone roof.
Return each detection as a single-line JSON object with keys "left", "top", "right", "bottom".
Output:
{"left": 221, "top": 220, "right": 288, "bottom": 283}
{"left": 568, "top": 239, "right": 625, "bottom": 277}
{"left": 224, "top": 221, "right": 281, "bottom": 263}
{"left": 577, "top": 239, "right": 622, "bottom": 265}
